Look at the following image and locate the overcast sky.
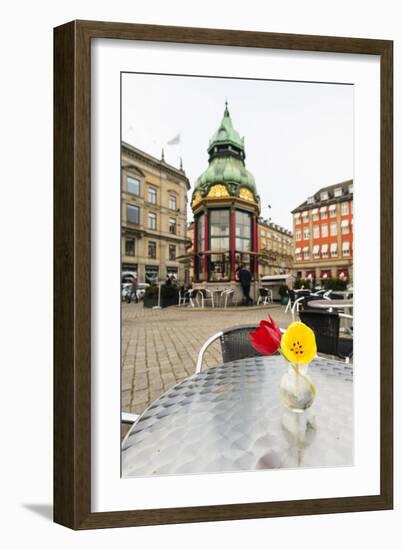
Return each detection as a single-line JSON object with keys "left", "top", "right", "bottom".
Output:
{"left": 122, "top": 73, "right": 353, "bottom": 230}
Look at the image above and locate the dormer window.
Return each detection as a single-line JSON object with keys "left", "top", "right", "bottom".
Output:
{"left": 307, "top": 196, "right": 314, "bottom": 204}
{"left": 334, "top": 188, "right": 342, "bottom": 198}
{"left": 320, "top": 191, "right": 328, "bottom": 201}
{"left": 349, "top": 183, "right": 353, "bottom": 194}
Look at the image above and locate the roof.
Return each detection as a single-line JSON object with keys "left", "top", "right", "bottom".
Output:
{"left": 195, "top": 155, "right": 256, "bottom": 189}
{"left": 261, "top": 274, "right": 295, "bottom": 281}
{"left": 291, "top": 179, "right": 353, "bottom": 213}
{"left": 122, "top": 141, "right": 190, "bottom": 190}
{"left": 208, "top": 102, "right": 245, "bottom": 153}
{"left": 192, "top": 103, "right": 258, "bottom": 204}
{"left": 258, "top": 217, "right": 292, "bottom": 236}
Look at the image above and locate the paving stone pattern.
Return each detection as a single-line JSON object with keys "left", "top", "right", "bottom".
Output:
{"left": 122, "top": 303, "right": 292, "bottom": 415}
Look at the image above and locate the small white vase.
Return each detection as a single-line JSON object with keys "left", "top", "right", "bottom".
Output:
{"left": 280, "top": 363, "right": 316, "bottom": 413}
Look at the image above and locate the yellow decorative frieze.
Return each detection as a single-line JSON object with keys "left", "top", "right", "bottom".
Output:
{"left": 191, "top": 191, "right": 202, "bottom": 208}
{"left": 239, "top": 187, "right": 255, "bottom": 202}
{"left": 206, "top": 184, "right": 230, "bottom": 199}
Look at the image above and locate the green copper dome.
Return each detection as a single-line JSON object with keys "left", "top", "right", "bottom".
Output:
{"left": 208, "top": 102, "right": 245, "bottom": 153}
{"left": 192, "top": 103, "right": 259, "bottom": 207}
{"left": 195, "top": 156, "right": 256, "bottom": 189}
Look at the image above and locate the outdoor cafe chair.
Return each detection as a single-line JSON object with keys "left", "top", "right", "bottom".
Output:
{"left": 299, "top": 310, "right": 353, "bottom": 363}
{"left": 284, "top": 289, "right": 296, "bottom": 313}
{"left": 195, "top": 324, "right": 284, "bottom": 373}
{"left": 196, "top": 288, "right": 215, "bottom": 308}
{"left": 290, "top": 292, "right": 313, "bottom": 319}
{"left": 220, "top": 288, "right": 234, "bottom": 308}
{"left": 121, "top": 411, "right": 140, "bottom": 433}
{"left": 178, "top": 288, "right": 189, "bottom": 306}
{"left": 257, "top": 287, "right": 272, "bottom": 305}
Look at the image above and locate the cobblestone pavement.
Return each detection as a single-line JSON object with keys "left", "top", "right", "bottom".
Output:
{"left": 122, "top": 302, "right": 292, "bottom": 415}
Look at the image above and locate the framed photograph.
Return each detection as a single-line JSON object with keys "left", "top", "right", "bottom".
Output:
{"left": 54, "top": 20, "right": 393, "bottom": 529}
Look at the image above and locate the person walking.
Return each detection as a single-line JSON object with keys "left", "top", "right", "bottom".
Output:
{"left": 238, "top": 264, "right": 253, "bottom": 305}
{"left": 127, "top": 275, "right": 138, "bottom": 304}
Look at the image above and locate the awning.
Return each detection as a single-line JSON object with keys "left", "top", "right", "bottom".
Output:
{"left": 342, "top": 241, "right": 350, "bottom": 250}
{"left": 329, "top": 203, "right": 337, "bottom": 211}
{"left": 261, "top": 273, "right": 295, "bottom": 282}
{"left": 295, "top": 248, "right": 301, "bottom": 254}
{"left": 320, "top": 206, "right": 327, "bottom": 212}
{"left": 313, "top": 245, "right": 320, "bottom": 254}
{"left": 303, "top": 246, "right": 309, "bottom": 252}
{"left": 341, "top": 219, "right": 349, "bottom": 227}
{"left": 330, "top": 242, "right": 338, "bottom": 252}
{"left": 321, "top": 244, "right": 329, "bottom": 253}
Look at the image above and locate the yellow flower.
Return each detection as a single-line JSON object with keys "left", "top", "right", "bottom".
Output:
{"left": 280, "top": 322, "right": 317, "bottom": 365}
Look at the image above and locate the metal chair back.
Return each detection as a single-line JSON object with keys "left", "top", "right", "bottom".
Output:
{"left": 299, "top": 310, "right": 340, "bottom": 357}
{"left": 220, "top": 324, "right": 265, "bottom": 363}
{"left": 195, "top": 324, "right": 262, "bottom": 373}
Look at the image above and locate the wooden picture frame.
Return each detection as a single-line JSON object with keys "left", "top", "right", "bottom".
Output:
{"left": 54, "top": 20, "right": 393, "bottom": 529}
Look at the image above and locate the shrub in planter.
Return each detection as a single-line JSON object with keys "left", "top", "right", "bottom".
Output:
{"left": 322, "top": 278, "right": 348, "bottom": 291}
{"left": 295, "top": 278, "right": 311, "bottom": 290}
{"left": 143, "top": 284, "right": 179, "bottom": 308}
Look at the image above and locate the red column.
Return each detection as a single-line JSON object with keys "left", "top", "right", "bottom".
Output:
{"left": 253, "top": 216, "right": 258, "bottom": 278}
{"left": 203, "top": 209, "right": 209, "bottom": 278}
{"left": 230, "top": 209, "right": 236, "bottom": 280}
{"left": 193, "top": 219, "right": 197, "bottom": 281}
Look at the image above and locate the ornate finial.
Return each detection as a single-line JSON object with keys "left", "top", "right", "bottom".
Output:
{"left": 161, "top": 148, "right": 165, "bottom": 162}
{"left": 179, "top": 157, "right": 183, "bottom": 171}
{"left": 224, "top": 99, "right": 229, "bottom": 115}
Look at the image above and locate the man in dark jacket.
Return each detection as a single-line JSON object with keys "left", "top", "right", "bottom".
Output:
{"left": 238, "top": 264, "right": 253, "bottom": 305}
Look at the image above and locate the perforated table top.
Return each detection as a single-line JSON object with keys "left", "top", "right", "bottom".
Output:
{"left": 122, "top": 356, "right": 353, "bottom": 477}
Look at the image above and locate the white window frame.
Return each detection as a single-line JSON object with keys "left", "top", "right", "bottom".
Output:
{"left": 341, "top": 202, "right": 350, "bottom": 216}
{"left": 169, "top": 217, "right": 177, "bottom": 234}
{"left": 303, "top": 227, "right": 310, "bottom": 240}
{"left": 342, "top": 242, "right": 351, "bottom": 257}
{"left": 321, "top": 224, "right": 328, "bottom": 238}
{"left": 295, "top": 230, "right": 302, "bottom": 241}
{"left": 341, "top": 220, "right": 350, "bottom": 234}
{"left": 126, "top": 204, "right": 140, "bottom": 225}
{"left": 169, "top": 193, "right": 177, "bottom": 210}
{"left": 148, "top": 185, "right": 157, "bottom": 204}
{"left": 313, "top": 225, "right": 320, "bottom": 239}
{"left": 330, "top": 222, "right": 337, "bottom": 236}
{"left": 148, "top": 212, "right": 157, "bottom": 230}
{"left": 127, "top": 175, "right": 140, "bottom": 196}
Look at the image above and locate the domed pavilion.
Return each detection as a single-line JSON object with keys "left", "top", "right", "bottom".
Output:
{"left": 191, "top": 103, "right": 261, "bottom": 293}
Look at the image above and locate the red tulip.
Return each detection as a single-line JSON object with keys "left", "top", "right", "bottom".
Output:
{"left": 249, "top": 315, "right": 282, "bottom": 355}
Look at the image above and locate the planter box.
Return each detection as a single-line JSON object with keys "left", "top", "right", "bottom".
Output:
{"left": 143, "top": 294, "right": 179, "bottom": 308}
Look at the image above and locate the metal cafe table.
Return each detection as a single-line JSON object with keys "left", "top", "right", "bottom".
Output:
{"left": 122, "top": 356, "right": 353, "bottom": 477}
{"left": 309, "top": 299, "right": 353, "bottom": 312}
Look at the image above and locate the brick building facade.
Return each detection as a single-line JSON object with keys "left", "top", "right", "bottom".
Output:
{"left": 291, "top": 180, "right": 353, "bottom": 284}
